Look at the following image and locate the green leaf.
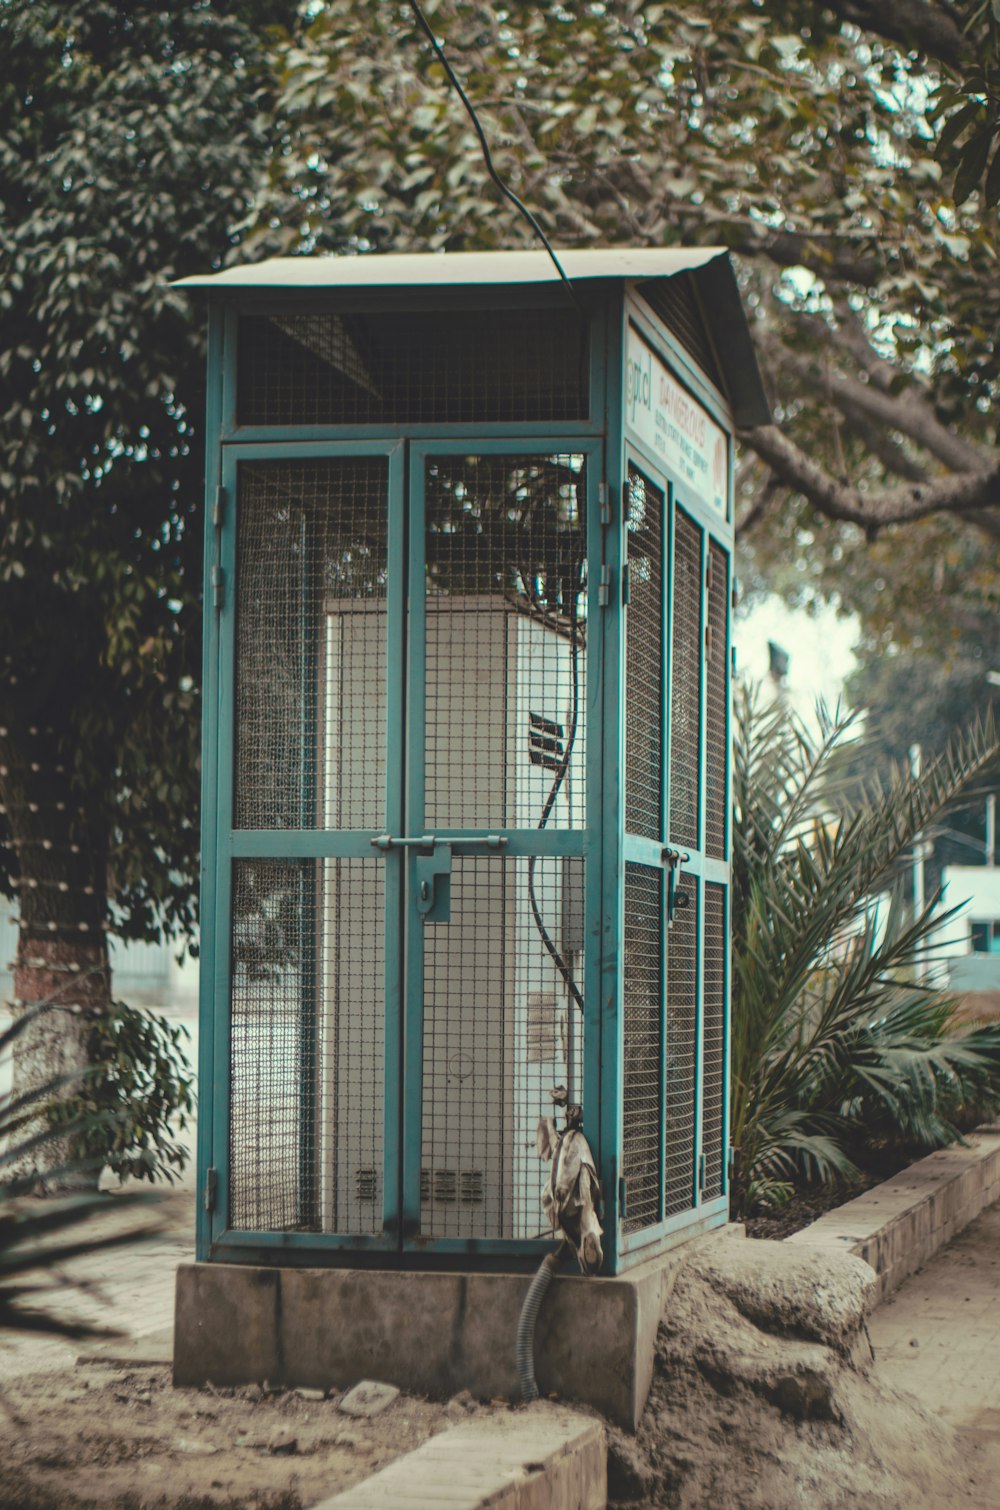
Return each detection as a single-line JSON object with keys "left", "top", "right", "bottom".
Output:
{"left": 954, "top": 126, "right": 994, "bottom": 203}
{"left": 935, "top": 100, "right": 981, "bottom": 159}
{"left": 985, "top": 140, "right": 1000, "bottom": 207}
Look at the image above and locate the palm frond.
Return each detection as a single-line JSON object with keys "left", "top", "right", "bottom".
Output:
{"left": 731, "top": 685, "right": 1000, "bottom": 1215}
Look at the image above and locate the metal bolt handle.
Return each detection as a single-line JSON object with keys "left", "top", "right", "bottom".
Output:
{"left": 370, "top": 833, "right": 508, "bottom": 851}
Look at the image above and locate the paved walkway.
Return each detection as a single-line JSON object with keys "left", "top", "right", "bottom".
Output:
{"left": 869, "top": 1199, "right": 1000, "bottom": 1503}
{"left": 0, "top": 1185, "right": 193, "bottom": 1378}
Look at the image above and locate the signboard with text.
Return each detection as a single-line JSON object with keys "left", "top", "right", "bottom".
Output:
{"left": 624, "top": 325, "right": 728, "bottom": 516}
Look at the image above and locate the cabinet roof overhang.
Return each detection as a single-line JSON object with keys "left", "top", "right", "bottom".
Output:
{"left": 175, "top": 246, "right": 769, "bottom": 428}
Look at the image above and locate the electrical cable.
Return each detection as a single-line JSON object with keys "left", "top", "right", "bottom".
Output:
{"left": 404, "top": 0, "right": 584, "bottom": 317}
{"left": 527, "top": 567, "right": 585, "bottom": 1017}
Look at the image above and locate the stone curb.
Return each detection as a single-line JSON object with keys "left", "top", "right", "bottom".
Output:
{"left": 785, "top": 1124, "right": 1000, "bottom": 1306}
{"left": 309, "top": 1405, "right": 606, "bottom": 1510}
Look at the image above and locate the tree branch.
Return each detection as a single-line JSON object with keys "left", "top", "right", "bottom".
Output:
{"left": 742, "top": 424, "right": 1000, "bottom": 528}
{"left": 820, "top": 0, "right": 969, "bottom": 70}
{"left": 760, "top": 332, "right": 992, "bottom": 475}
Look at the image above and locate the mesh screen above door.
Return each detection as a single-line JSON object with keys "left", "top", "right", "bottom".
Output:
{"left": 622, "top": 863, "right": 663, "bottom": 1234}
{"left": 229, "top": 858, "right": 385, "bottom": 1236}
{"left": 234, "top": 459, "right": 389, "bottom": 832}
{"left": 419, "top": 855, "right": 585, "bottom": 1241}
{"left": 237, "top": 308, "right": 588, "bottom": 426}
{"left": 705, "top": 541, "right": 730, "bottom": 860}
{"left": 625, "top": 466, "right": 664, "bottom": 842}
{"left": 669, "top": 509, "right": 702, "bottom": 850}
{"left": 423, "top": 454, "right": 587, "bottom": 831}
{"left": 665, "top": 885, "right": 698, "bottom": 1218}
{"left": 702, "top": 883, "right": 727, "bottom": 1201}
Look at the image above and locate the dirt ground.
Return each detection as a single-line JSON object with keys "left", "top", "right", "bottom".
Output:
{"left": 5, "top": 1179, "right": 1000, "bottom": 1509}
{"left": 0, "top": 1364, "right": 502, "bottom": 1509}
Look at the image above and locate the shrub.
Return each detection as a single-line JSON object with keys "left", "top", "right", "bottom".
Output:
{"left": 731, "top": 685, "right": 1000, "bottom": 1215}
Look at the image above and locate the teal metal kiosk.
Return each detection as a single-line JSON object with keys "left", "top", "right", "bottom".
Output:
{"left": 177, "top": 248, "right": 768, "bottom": 1283}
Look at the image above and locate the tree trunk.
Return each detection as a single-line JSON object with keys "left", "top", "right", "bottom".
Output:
{"left": 1, "top": 722, "right": 111, "bottom": 1193}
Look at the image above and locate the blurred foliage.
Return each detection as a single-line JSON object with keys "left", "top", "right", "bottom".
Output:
{"left": 0, "top": 0, "right": 295, "bottom": 945}
{"left": 45, "top": 1001, "right": 193, "bottom": 1185}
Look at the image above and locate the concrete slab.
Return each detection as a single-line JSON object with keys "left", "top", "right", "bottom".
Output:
{"left": 786, "top": 1127, "right": 1000, "bottom": 1305}
{"left": 308, "top": 1404, "right": 606, "bottom": 1509}
{"left": 173, "top": 1230, "right": 741, "bottom": 1429}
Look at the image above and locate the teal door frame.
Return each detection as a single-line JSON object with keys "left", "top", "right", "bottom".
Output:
{"left": 398, "top": 438, "right": 605, "bottom": 1259}
{"left": 205, "top": 438, "right": 406, "bottom": 1257}
{"left": 202, "top": 434, "right": 606, "bottom": 1265}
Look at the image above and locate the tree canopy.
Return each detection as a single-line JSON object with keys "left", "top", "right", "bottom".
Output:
{"left": 250, "top": 0, "right": 999, "bottom": 570}
{"left": 3, "top": 0, "right": 998, "bottom": 974}
{"left": 0, "top": 0, "right": 293, "bottom": 957}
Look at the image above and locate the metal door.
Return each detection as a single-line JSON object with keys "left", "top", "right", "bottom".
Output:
{"left": 211, "top": 442, "right": 405, "bottom": 1254}
{"left": 398, "top": 444, "right": 598, "bottom": 1253}
{"left": 210, "top": 440, "right": 599, "bottom": 1258}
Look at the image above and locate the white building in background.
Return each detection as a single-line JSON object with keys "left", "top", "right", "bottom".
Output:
{"left": 934, "top": 866, "right": 1000, "bottom": 994}
{"left": 0, "top": 910, "right": 198, "bottom": 1014}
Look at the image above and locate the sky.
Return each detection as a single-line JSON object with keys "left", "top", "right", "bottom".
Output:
{"left": 733, "top": 595, "right": 859, "bottom": 719}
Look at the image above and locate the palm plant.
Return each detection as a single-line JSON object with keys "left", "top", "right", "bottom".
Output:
{"left": 1, "top": 1001, "right": 157, "bottom": 1340}
{"left": 731, "top": 684, "right": 1000, "bottom": 1216}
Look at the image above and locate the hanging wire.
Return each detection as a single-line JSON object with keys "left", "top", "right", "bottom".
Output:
{"left": 405, "top": 0, "right": 584, "bottom": 318}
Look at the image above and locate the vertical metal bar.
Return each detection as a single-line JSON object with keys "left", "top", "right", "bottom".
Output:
{"left": 401, "top": 445, "right": 429, "bottom": 1239}
{"left": 657, "top": 480, "right": 671, "bottom": 1225}
{"left": 297, "top": 511, "right": 318, "bottom": 1228}
{"left": 196, "top": 305, "right": 226, "bottom": 1262}
{"left": 382, "top": 443, "right": 407, "bottom": 1243}
{"left": 599, "top": 288, "right": 626, "bottom": 1270}
{"left": 693, "top": 529, "right": 708, "bottom": 1204}
{"left": 721, "top": 513, "right": 734, "bottom": 1198}
{"left": 211, "top": 444, "right": 240, "bottom": 1242}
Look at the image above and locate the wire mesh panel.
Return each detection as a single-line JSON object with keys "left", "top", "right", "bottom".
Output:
{"left": 664, "top": 883, "right": 698, "bottom": 1218}
{"left": 625, "top": 466, "right": 664, "bottom": 841}
{"left": 702, "top": 883, "right": 727, "bottom": 1201}
{"left": 229, "top": 858, "right": 385, "bottom": 1235}
{"left": 420, "top": 856, "right": 585, "bottom": 1241}
{"left": 238, "top": 309, "right": 588, "bottom": 426}
{"left": 705, "top": 541, "right": 730, "bottom": 861}
{"left": 234, "top": 459, "right": 388, "bottom": 831}
{"left": 669, "top": 508, "right": 703, "bottom": 850}
{"left": 622, "top": 863, "right": 663, "bottom": 1234}
{"left": 423, "top": 455, "right": 587, "bottom": 831}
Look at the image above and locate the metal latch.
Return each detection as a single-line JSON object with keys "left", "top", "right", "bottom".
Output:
{"left": 663, "top": 846, "right": 690, "bottom": 924}
{"left": 369, "top": 834, "right": 508, "bottom": 924}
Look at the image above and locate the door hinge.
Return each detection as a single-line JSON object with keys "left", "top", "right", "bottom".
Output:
{"left": 212, "top": 565, "right": 225, "bottom": 610}
{"left": 727, "top": 1145, "right": 735, "bottom": 1179}
{"left": 622, "top": 479, "right": 631, "bottom": 519}
{"left": 618, "top": 1175, "right": 628, "bottom": 1220}
{"left": 598, "top": 563, "right": 611, "bottom": 607}
{"left": 621, "top": 561, "right": 631, "bottom": 606}
{"left": 204, "top": 1166, "right": 218, "bottom": 1213}
{"left": 698, "top": 1154, "right": 706, "bottom": 1192}
{"left": 212, "top": 485, "right": 228, "bottom": 529}
{"left": 598, "top": 481, "right": 610, "bottom": 526}
{"left": 705, "top": 623, "right": 714, "bottom": 660}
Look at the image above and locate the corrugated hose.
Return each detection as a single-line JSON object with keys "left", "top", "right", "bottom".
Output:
{"left": 517, "top": 1240, "right": 567, "bottom": 1403}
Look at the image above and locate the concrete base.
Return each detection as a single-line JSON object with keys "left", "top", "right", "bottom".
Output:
{"left": 787, "top": 1125, "right": 1000, "bottom": 1305}
{"left": 174, "top": 1233, "right": 740, "bottom": 1430}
